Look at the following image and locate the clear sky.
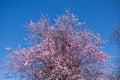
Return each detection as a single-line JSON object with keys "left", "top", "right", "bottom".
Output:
{"left": 0, "top": 0, "right": 120, "bottom": 80}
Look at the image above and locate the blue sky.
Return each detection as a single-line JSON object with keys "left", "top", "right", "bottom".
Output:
{"left": 0, "top": 0, "right": 120, "bottom": 80}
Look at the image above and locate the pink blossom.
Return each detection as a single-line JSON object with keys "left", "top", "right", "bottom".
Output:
{"left": 5, "top": 10, "right": 113, "bottom": 80}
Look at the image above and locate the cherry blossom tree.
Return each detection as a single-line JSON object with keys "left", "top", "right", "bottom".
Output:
{"left": 6, "top": 10, "right": 113, "bottom": 80}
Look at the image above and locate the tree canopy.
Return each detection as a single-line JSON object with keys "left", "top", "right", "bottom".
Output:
{"left": 5, "top": 10, "right": 113, "bottom": 80}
